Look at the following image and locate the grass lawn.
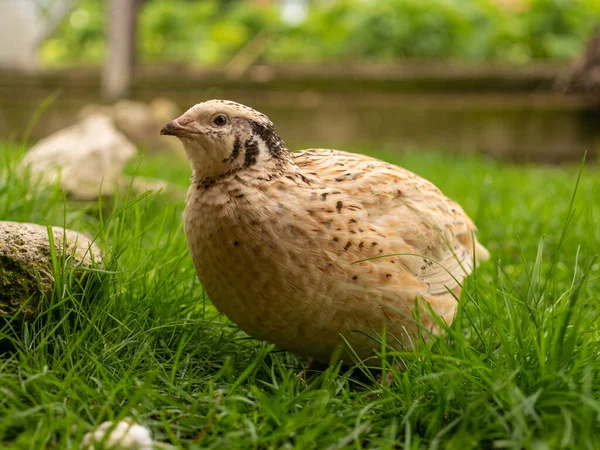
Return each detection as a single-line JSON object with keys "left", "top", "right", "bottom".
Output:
{"left": 1, "top": 143, "right": 599, "bottom": 449}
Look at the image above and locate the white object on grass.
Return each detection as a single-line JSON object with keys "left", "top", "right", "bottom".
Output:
{"left": 21, "top": 114, "right": 137, "bottom": 200}
{"left": 81, "top": 418, "right": 153, "bottom": 450}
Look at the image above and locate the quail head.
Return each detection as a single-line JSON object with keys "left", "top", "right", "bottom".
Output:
{"left": 161, "top": 100, "right": 489, "bottom": 364}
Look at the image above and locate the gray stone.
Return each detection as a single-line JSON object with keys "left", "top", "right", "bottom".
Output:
{"left": 78, "top": 98, "right": 186, "bottom": 157}
{"left": 21, "top": 114, "right": 137, "bottom": 200}
{"left": 0, "top": 221, "right": 101, "bottom": 319}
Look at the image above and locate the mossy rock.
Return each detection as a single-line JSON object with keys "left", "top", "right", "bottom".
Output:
{"left": 0, "top": 221, "right": 101, "bottom": 320}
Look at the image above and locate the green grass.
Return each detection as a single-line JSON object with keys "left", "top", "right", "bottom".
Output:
{"left": 1, "top": 143, "right": 599, "bottom": 449}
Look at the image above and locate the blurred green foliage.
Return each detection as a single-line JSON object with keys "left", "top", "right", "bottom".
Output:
{"left": 41, "top": 0, "right": 600, "bottom": 66}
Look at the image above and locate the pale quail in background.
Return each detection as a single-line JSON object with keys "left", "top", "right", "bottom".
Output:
{"left": 161, "top": 100, "right": 490, "bottom": 364}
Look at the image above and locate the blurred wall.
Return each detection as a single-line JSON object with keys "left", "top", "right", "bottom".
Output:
{"left": 0, "top": 64, "right": 598, "bottom": 162}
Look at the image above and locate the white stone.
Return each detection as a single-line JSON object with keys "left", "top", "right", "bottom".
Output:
{"left": 113, "top": 99, "right": 185, "bottom": 156}
{"left": 22, "top": 114, "right": 137, "bottom": 200}
{"left": 149, "top": 98, "right": 180, "bottom": 127}
{"left": 78, "top": 99, "right": 185, "bottom": 157}
{"left": 81, "top": 419, "right": 153, "bottom": 450}
{"left": 113, "top": 99, "right": 159, "bottom": 148}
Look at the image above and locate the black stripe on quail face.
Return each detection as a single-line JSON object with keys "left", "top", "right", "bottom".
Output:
{"left": 244, "top": 137, "right": 260, "bottom": 167}
{"left": 223, "top": 135, "right": 242, "bottom": 164}
{"left": 250, "top": 120, "right": 285, "bottom": 159}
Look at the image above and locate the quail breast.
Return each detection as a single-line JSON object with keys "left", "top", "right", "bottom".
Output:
{"left": 161, "top": 99, "right": 490, "bottom": 364}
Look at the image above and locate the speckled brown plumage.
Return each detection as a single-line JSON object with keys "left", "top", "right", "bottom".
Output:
{"left": 161, "top": 100, "right": 490, "bottom": 364}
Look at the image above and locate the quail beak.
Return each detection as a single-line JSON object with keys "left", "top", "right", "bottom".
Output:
{"left": 160, "top": 120, "right": 188, "bottom": 137}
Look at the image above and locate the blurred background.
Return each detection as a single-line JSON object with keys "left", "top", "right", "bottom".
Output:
{"left": 0, "top": 0, "right": 599, "bottom": 161}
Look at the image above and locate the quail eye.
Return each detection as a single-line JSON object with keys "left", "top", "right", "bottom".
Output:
{"left": 212, "top": 114, "right": 228, "bottom": 126}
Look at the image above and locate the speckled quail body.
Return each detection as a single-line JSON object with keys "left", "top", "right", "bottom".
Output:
{"left": 161, "top": 100, "right": 489, "bottom": 364}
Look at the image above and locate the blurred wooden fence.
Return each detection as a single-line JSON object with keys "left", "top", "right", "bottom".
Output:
{"left": 0, "top": 63, "right": 598, "bottom": 162}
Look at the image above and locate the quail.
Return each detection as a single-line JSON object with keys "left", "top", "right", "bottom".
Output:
{"left": 161, "top": 100, "right": 489, "bottom": 364}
